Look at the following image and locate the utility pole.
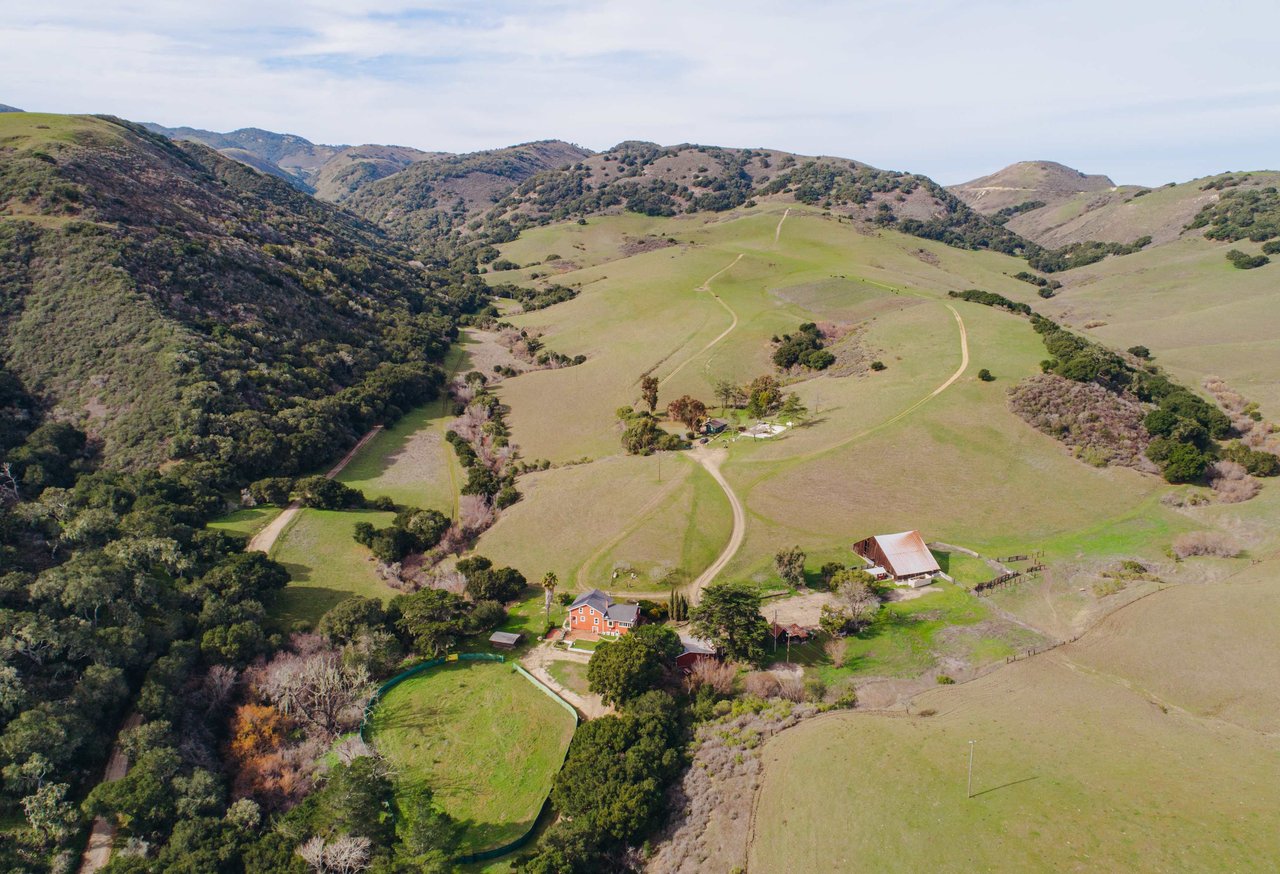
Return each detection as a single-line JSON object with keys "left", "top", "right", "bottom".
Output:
{"left": 967, "top": 740, "right": 976, "bottom": 799}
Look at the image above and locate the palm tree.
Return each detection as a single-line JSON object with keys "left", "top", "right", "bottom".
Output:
{"left": 541, "top": 571, "right": 559, "bottom": 634}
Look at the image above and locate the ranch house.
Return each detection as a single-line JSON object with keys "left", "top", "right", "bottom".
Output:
{"left": 566, "top": 589, "right": 641, "bottom": 637}
{"left": 853, "top": 530, "right": 943, "bottom": 588}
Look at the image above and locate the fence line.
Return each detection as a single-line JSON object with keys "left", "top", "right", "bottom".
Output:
{"left": 974, "top": 564, "right": 1045, "bottom": 594}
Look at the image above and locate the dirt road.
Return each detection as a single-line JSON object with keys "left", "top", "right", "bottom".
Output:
{"left": 774, "top": 207, "right": 790, "bottom": 243}
{"left": 78, "top": 712, "right": 142, "bottom": 874}
{"left": 248, "top": 425, "right": 384, "bottom": 554}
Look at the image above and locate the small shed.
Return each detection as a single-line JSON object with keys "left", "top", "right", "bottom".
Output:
{"left": 676, "top": 635, "right": 718, "bottom": 672}
{"left": 768, "top": 622, "right": 812, "bottom": 642}
{"left": 488, "top": 631, "right": 523, "bottom": 650}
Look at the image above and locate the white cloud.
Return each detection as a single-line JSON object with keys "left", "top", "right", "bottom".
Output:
{"left": 3, "top": 0, "right": 1279, "bottom": 183}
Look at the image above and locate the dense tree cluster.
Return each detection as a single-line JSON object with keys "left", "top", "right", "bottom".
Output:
{"left": 948, "top": 289, "right": 1032, "bottom": 315}
{"left": 489, "top": 281, "right": 580, "bottom": 312}
{"left": 1025, "top": 237, "right": 1151, "bottom": 273}
{"left": 690, "top": 582, "right": 770, "bottom": 665}
{"left": 1226, "top": 248, "right": 1270, "bottom": 269}
{"left": 1189, "top": 185, "right": 1280, "bottom": 242}
{"left": 586, "top": 625, "right": 682, "bottom": 706}
{"left": 616, "top": 407, "right": 687, "bottom": 456}
{"left": 990, "top": 200, "right": 1046, "bottom": 225}
{"left": 353, "top": 506, "right": 450, "bottom": 564}
{"left": 772, "top": 322, "right": 835, "bottom": 371}
{"left": 522, "top": 692, "right": 685, "bottom": 872}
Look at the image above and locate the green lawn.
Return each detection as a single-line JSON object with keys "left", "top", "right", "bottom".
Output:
{"left": 206, "top": 506, "right": 280, "bottom": 539}
{"left": 366, "top": 661, "right": 576, "bottom": 853}
{"left": 545, "top": 659, "right": 590, "bottom": 696}
{"left": 269, "top": 508, "right": 397, "bottom": 629}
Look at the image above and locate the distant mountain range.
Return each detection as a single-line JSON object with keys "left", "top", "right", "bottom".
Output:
{"left": 137, "top": 119, "right": 1270, "bottom": 252}
{"left": 0, "top": 104, "right": 23, "bottom": 113}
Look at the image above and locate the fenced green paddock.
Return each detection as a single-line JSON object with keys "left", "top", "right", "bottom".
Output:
{"left": 362, "top": 654, "right": 578, "bottom": 862}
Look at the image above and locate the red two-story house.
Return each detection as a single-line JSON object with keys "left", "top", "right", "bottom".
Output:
{"left": 566, "top": 589, "right": 640, "bottom": 637}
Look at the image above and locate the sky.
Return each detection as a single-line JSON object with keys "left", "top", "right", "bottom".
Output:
{"left": 4, "top": 0, "right": 1280, "bottom": 185}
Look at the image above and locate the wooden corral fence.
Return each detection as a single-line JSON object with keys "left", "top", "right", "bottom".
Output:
{"left": 974, "top": 564, "right": 1045, "bottom": 594}
{"left": 995, "top": 550, "right": 1043, "bottom": 564}
{"left": 1005, "top": 633, "right": 1081, "bottom": 664}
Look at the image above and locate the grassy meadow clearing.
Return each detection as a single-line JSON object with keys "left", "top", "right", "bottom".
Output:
{"left": 270, "top": 508, "right": 398, "bottom": 628}
{"left": 366, "top": 661, "right": 576, "bottom": 853}
{"left": 206, "top": 506, "right": 280, "bottom": 539}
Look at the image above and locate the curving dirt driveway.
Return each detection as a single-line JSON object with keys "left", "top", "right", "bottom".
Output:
{"left": 248, "top": 425, "right": 384, "bottom": 554}
{"left": 687, "top": 446, "right": 745, "bottom": 601}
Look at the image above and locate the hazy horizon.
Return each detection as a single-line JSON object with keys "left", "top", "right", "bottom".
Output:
{"left": 5, "top": 0, "right": 1279, "bottom": 186}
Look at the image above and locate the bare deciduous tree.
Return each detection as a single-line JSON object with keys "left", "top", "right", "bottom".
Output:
{"left": 259, "top": 649, "right": 371, "bottom": 739}
{"left": 297, "top": 835, "right": 373, "bottom": 874}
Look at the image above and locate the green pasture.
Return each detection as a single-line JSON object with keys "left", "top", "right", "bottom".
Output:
{"left": 366, "top": 661, "right": 576, "bottom": 853}
{"left": 270, "top": 508, "right": 397, "bottom": 628}
{"left": 749, "top": 563, "right": 1280, "bottom": 872}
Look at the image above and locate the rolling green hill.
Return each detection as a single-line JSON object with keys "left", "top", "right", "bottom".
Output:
{"left": 0, "top": 112, "right": 478, "bottom": 474}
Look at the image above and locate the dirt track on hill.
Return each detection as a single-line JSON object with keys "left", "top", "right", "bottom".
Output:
{"left": 247, "top": 425, "right": 384, "bottom": 554}
{"left": 774, "top": 207, "right": 790, "bottom": 243}
{"left": 659, "top": 253, "right": 743, "bottom": 388}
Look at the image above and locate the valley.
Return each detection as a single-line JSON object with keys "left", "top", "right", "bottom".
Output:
{"left": 3, "top": 107, "right": 1279, "bottom": 873}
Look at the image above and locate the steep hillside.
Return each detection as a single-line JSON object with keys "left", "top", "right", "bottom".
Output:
{"left": 0, "top": 113, "right": 482, "bottom": 474}
{"left": 1004, "top": 171, "right": 1280, "bottom": 247}
{"left": 341, "top": 139, "right": 592, "bottom": 247}
{"left": 141, "top": 123, "right": 341, "bottom": 187}
{"left": 950, "top": 160, "right": 1115, "bottom": 215}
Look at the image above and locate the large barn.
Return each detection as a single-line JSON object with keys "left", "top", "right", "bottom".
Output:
{"left": 853, "top": 530, "right": 942, "bottom": 587}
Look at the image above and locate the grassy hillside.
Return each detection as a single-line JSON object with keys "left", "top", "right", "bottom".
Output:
{"left": 490, "top": 142, "right": 1033, "bottom": 258}
{"left": 0, "top": 112, "right": 478, "bottom": 473}
{"left": 466, "top": 203, "right": 1257, "bottom": 621}
{"left": 999, "top": 170, "right": 1280, "bottom": 247}
{"left": 1037, "top": 233, "right": 1280, "bottom": 416}
{"left": 749, "top": 560, "right": 1280, "bottom": 872}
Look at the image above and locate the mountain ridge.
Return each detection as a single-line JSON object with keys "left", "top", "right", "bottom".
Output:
{"left": 0, "top": 112, "right": 479, "bottom": 472}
